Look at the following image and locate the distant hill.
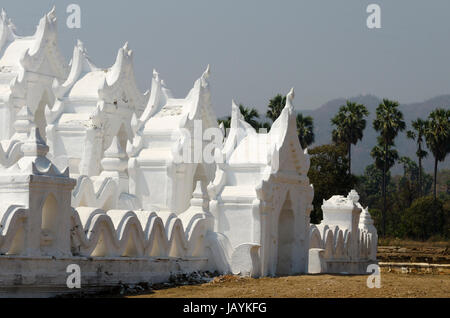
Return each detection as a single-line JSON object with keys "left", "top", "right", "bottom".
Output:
{"left": 301, "top": 94, "right": 450, "bottom": 175}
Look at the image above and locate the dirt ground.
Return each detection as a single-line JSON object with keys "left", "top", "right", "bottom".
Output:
{"left": 122, "top": 241, "right": 450, "bottom": 298}
{"left": 128, "top": 273, "right": 449, "bottom": 298}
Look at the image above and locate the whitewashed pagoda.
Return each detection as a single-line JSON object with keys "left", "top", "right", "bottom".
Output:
{"left": 0, "top": 8, "right": 377, "bottom": 296}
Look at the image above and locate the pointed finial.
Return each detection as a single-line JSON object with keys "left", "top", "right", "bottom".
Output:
{"left": 152, "top": 68, "right": 159, "bottom": 80}
{"left": 231, "top": 99, "right": 238, "bottom": 111}
{"left": 76, "top": 39, "right": 84, "bottom": 50}
{"left": 231, "top": 99, "right": 242, "bottom": 127}
{"left": 287, "top": 87, "right": 295, "bottom": 101}
{"left": 202, "top": 64, "right": 210, "bottom": 79}
{"left": 1, "top": 8, "right": 15, "bottom": 31}
{"left": 47, "top": 6, "right": 56, "bottom": 21}
{"left": 285, "top": 87, "right": 295, "bottom": 111}
{"left": 123, "top": 42, "right": 133, "bottom": 57}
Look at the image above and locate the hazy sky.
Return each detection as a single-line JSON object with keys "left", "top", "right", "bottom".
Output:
{"left": 2, "top": 0, "right": 450, "bottom": 117}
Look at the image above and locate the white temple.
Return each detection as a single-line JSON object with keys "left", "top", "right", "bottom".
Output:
{"left": 0, "top": 8, "right": 377, "bottom": 295}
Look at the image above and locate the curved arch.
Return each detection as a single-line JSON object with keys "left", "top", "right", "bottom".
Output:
{"left": 41, "top": 193, "right": 58, "bottom": 247}
{"left": 334, "top": 230, "right": 345, "bottom": 259}
{"left": 0, "top": 207, "right": 27, "bottom": 255}
{"left": 309, "top": 226, "right": 322, "bottom": 249}
{"left": 146, "top": 217, "right": 169, "bottom": 257}
{"left": 323, "top": 229, "right": 335, "bottom": 259}
{"left": 167, "top": 218, "right": 188, "bottom": 258}
{"left": 276, "top": 193, "right": 295, "bottom": 275}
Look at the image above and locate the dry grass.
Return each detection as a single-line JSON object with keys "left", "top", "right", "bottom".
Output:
{"left": 378, "top": 238, "right": 450, "bottom": 248}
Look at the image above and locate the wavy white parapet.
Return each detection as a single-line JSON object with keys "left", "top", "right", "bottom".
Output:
{"left": 309, "top": 223, "right": 373, "bottom": 262}
{"left": 71, "top": 175, "right": 118, "bottom": 210}
{"left": 0, "top": 203, "right": 211, "bottom": 260}
{"left": 70, "top": 207, "right": 210, "bottom": 258}
{"left": 310, "top": 190, "right": 377, "bottom": 268}
{"left": 0, "top": 139, "right": 23, "bottom": 168}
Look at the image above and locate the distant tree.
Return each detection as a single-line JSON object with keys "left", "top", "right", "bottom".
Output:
{"left": 370, "top": 140, "right": 399, "bottom": 173}
{"left": 331, "top": 101, "right": 369, "bottom": 174}
{"left": 396, "top": 156, "right": 420, "bottom": 212}
{"left": 373, "top": 99, "right": 406, "bottom": 235}
{"left": 307, "top": 143, "right": 357, "bottom": 223}
{"left": 296, "top": 113, "right": 315, "bottom": 149}
{"left": 217, "top": 104, "right": 262, "bottom": 131}
{"left": 424, "top": 108, "right": 450, "bottom": 201}
{"left": 402, "top": 196, "right": 447, "bottom": 240}
{"left": 398, "top": 156, "right": 419, "bottom": 182}
{"left": 407, "top": 118, "right": 428, "bottom": 196}
{"left": 357, "top": 164, "right": 385, "bottom": 203}
{"left": 266, "top": 94, "right": 286, "bottom": 122}
{"left": 217, "top": 116, "right": 231, "bottom": 130}
{"left": 237, "top": 104, "right": 261, "bottom": 129}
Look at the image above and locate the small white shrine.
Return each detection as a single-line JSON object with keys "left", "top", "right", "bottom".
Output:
{"left": 0, "top": 8, "right": 377, "bottom": 295}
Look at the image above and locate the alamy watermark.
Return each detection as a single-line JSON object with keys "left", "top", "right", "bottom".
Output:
{"left": 171, "top": 121, "right": 277, "bottom": 167}
{"left": 366, "top": 4, "right": 381, "bottom": 29}
{"left": 366, "top": 264, "right": 381, "bottom": 288}
{"left": 66, "top": 4, "right": 81, "bottom": 29}
{"left": 66, "top": 264, "right": 81, "bottom": 289}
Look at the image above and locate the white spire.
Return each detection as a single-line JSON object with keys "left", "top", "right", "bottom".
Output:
{"left": 285, "top": 87, "right": 295, "bottom": 111}
{"left": 202, "top": 64, "right": 210, "bottom": 79}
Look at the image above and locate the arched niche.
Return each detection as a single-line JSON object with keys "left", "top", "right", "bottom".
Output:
{"left": 192, "top": 164, "right": 209, "bottom": 205}
{"left": 41, "top": 193, "right": 59, "bottom": 246}
{"left": 276, "top": 194, "right": 295, "bottom": 276}
{"left": 7, "top": 225, "right": 25, "bottom": 255}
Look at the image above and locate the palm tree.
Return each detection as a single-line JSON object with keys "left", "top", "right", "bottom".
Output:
{"left": 370, "top": 142, "right": 399, "bottom": 173}
{"left": 266, "top": 94, "right": 286, "bottom": 122}
{"left": 296, "top": 113, "right": 315, "bottom": 149}
{"left": 424, "top": 108, "right": 450, "bottom": 201}
{"left": 237, "top": 104, "right": 261, "bottom": 129}
{"left": 407, "top": 118, "right": 428, "bottom": 196}
{"left": 217, "top": 104, "right": 261, "bottom": 130}
{"left": 373, "top": 99, "right": 405, "bottom": 236}
{"left": 331, "top": 101, "right": 369, "bottom": 174}
{"left": 398, "top": 156, "right": 417, "bottom": 180}
{"left": 218, "top": 116, "right": 231, "bottom": 130}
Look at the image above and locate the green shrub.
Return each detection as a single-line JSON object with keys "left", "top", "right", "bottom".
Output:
{"left": 402, "top": 196, "right": 448, "bottom": 240}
